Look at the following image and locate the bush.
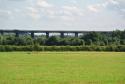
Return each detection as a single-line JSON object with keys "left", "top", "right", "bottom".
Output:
{"left": 0, "top": 45, "right": 5, "bottom": 52}
{"left": 0, "top": 45, "right": 125, "bottom": 52}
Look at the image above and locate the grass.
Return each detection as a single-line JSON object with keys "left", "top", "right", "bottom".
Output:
{"left": 0, "top": 52, "right": 125, "bottom": 84}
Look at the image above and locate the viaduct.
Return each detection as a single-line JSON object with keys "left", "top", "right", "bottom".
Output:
{"left": 0, "top": 30, "right": 112, "bottom": 38}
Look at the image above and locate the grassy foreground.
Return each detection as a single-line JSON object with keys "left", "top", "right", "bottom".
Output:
{"left": 0, "top": 52, "right": 125, "bottom": 84}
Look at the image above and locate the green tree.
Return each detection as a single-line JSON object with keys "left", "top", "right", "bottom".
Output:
{"left": 34, "top": 36, "right": 46, "bottom": 45}
{"left": 46, "top": 36, "right": 61, "bottom": 46}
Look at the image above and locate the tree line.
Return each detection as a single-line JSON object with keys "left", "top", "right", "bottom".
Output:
{"left": 0, "top": 30, "right": 125, "bottom": 51}
{"left": 0, "top": 30, "right": 125, "bottom": 46}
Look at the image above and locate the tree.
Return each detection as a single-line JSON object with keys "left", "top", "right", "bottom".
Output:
{"left": 34, "top": 36, "right": 46, "bottom": 45}
{"left": 46, "top": 36, "right": 61, "bottom": 46}
{"left": 70, "top": 38, "right": 83, "bottom": 46}
{"left": 0, "top": 35, "right": 3, "bottom": 45}
{"left": 14, "top": 36, "right": 33, "bottom": 46}
{"left": 82, "top": 32, "right": 102, "bottom": 45}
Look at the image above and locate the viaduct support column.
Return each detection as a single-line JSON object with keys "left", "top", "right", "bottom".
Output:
{"left": 31, "top": 32, "right": 35, "bottom": 38}
{"left": 0, "top": 31, "right": 4, "bottom": 35}
{"left": 15, "top": 32, "right": 19, "bottom": 37}
{"left": 46, "top": 32, "right": 49, "bottom": 38}
{"left": 75, "top": 32, "right": 78, "bottom": 37}
{"left": 60, "top": 32, "right": 64, "bottom": 38}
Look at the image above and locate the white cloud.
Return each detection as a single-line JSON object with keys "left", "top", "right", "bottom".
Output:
{"left": 0, "top": 0, "right": 125, "bottom": 30}
{"left": 37, "top": 0, "right": 53, "bottom": 8}
{"left": 0, "top": 10, "right": 12, "bottom": 15}
{"left": 28, "top": 12, "right": 40, "bottom": 19}
{"left": 27, "top": 1, "right": 84, "bottom": 20}
{"left": 0, "top": 9, "right": 13, "bottom": 19}
{"left": 87, "top": 5, "right": 100, "bottom": 12}
{"left": 71, "top": 0, "right": 77, "bottom": 4}
{"left": 63, "top": 6, "right": 77, "bottom": 11}
{"left": 61, "top": 15, "right": 74, "bottom": 21}
{"left": 27, "top": 7, "right": 38, "bottom": 13}
{"left": 108, "top": 0, "right": 119, "bottom": 5}
{"left": 87, "top": 0, "right": 120, "bottom": 13}
{"left": 16, "top": 0, "right": 84, "bottom": 21}
{"left": 26, "top": 7, "right": 40, "bottom": 19}
{"left": 101, "top": 2, "right": 109, "bottom": 8}
{"left": 62, "top": 6, "right": 84, "bottom": 16}
{"left": 13, "top": 8, "right": 21, "bottom": 13}
{"left": 121, "top": 9, "right": 125, "bottom": 12}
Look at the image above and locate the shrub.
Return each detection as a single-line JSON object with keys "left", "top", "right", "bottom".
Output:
{"left": 0, "top": 45, "right": 125, "bottom": 52}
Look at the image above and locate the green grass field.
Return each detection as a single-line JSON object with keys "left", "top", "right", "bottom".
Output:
{"left": 0, "top": 52, "right": 125, "bottom": 84}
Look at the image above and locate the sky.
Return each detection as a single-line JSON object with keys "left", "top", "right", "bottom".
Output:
{"left": 0, "top": 0, "right": 125, "bottom": 31}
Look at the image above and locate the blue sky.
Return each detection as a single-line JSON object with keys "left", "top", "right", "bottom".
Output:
{"left": 0, "top": 0, "right": 125, "bottom": 31}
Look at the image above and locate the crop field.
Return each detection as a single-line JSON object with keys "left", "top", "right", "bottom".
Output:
{"left": 0, "top": 52, "right": 125, "bottom": 84}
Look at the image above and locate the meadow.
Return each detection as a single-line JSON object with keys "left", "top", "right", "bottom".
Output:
{"left": 0, "top": 52, "right": 125, "bottom": 84}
